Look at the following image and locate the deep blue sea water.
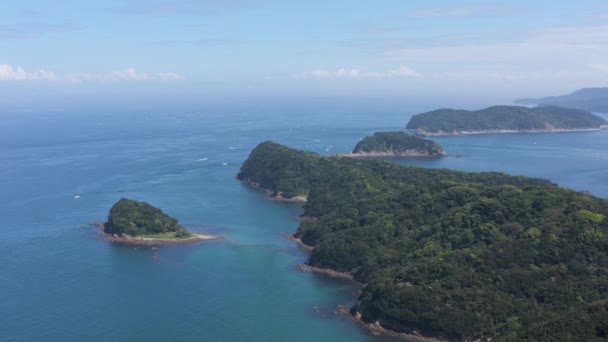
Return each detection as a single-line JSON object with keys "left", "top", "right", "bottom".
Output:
{"left": 1, "top": 103, "right": 607, "bottom": 341}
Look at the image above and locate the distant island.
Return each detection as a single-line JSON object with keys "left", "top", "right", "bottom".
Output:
{"left": 345, "top": 131, "right": 447, "bottom": 157}
{"left": 516, "top": 87, "right": 608, "bottom": 113}
{"left": 95, "top": 198, "right": 220, "bottom": 245}
{"left": 406, "top": 105, "right": 607, "bottom": 136}
{"left": 239, "top": 142, "right": 608, "bottom": 341}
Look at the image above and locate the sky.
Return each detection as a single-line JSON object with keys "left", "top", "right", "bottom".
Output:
{"left": 1, "top": 0, "right": 608, "bottom": 110}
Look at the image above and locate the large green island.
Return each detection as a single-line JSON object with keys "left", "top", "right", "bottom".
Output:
{"left": 239, "top": 142, "right": 608, "bottom": 341}
{"left": 406, "top": 105, "right": 607, "bottom": 136}
{"left": 346, "top": 132, "right": 447, "bottom": 157}
{"left": 98, "top": 198, "right": 220, "bottom": 245}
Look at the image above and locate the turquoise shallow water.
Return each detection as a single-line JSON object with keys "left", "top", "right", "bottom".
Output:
{"left": 1, "top": 104, "right": 607, "bottom": 341}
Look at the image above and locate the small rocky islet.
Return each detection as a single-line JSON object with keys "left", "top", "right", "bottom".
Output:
{"left": 94, "top": 198, "right": 220, "bottom": 246}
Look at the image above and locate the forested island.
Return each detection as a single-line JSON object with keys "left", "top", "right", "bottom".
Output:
{"left": 239, "top": 142, "right": 608, "bottom": 341}
{"left": 346, "top": 132, "right": 447, "bottom": 157}
{"left": 97, "top": 198, "right": 220, "bottom": 245}
{"left": 516, "top": 87, "right": 608, "bottom": 113}
{"left": 406, "top": 105, "right": 607, "bottom": 136}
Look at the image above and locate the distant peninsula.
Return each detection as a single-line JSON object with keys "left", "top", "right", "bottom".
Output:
{"left": 95, "top": 198, "right": 220, "bottom": 245}
{"left": 345, "top": 131, "right": 447, "bottom": 157}
{"left": 516, "top": 87, "right": 608, "bottom": 113}
{"left": 406, "top": 105, "right": 607, "bottom": 136}
{"left": 240, "top": 141, "right": 608, "bottom": 341}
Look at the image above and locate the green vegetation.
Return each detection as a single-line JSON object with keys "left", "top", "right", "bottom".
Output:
{"left": 139, "top": 231, "right": 192, "bottom": 240}
{"left": 351, "top": 132, "right": 446, "bottom": 157}
{"left": 516, "top": 87, "right": 608, "bottom": 113}
{"left": 237, "top": 141, "right": 320, "bottom": 198}
{"left": 406, "top": 105, "right": 607, "bottom": 135}
{"left": 240, "top": 142, "right": 608, "bottom": 341}
{"left": 104, "top": 198, "right": 190, "bottom": 237}
{"left": 517, "top": 300, "right": 608, "bottom": 341}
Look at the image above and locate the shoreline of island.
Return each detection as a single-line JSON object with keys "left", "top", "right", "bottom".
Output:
{"left": 90, "top": 222, "right": 222, "bottom": 246}
{"left": 239, "top": 179, "right": 308, "bottom": 203}
{"left": 412, "top": 126, "right": 608, "bottom": 137}
{"left": 406, "top": 105, "right": 608, "bottom": 137}
{"left": 238, "top": 147, "right": 472, "bottom": 341}
{"left": 286, "top": 235, "right": 356, "bottom": 281}
{"left": 343, "top": 150, "right": 447, "bottom": 158}
{"left": 347, "top": 131, "right": 448, "bottom": 158}
{"left": 288, "top": 233, "right": 448, "bottom": 341}
{"left": 336, "top": 306, "right": 448, "bottom": 342}
{"left": 237, "top": 142, "right": 454, "bottom": 341}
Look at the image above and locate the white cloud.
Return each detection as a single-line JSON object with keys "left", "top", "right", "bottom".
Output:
{"left": 303, "top": 68, "right": 360, "bottom": 79}
{"left": 109, "top": 67, "right": 150, "bottom": 81}
{"left": 387, "top": 66, "right": 418, "bottom": 77}
{"left": 335, "top": 68, "right": 360, "bottom": 78}
{"left": 0, "top": 64, "right": 58, "bottom": 81}
{"left": 308, "top": 69, "right": 332, "bottom": 78}
{"left": 158, "top": 72, "right": 185, "bottom": 80}
{"left": 0, "top": 64, "right": 184, "bottom": 83}
{"left": 302, "top": 66, "right": 418, "bottom": 79}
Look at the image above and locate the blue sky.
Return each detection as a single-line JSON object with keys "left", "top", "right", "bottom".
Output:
{"left": 1, "top": 0, "right": 608, "bottom": 109}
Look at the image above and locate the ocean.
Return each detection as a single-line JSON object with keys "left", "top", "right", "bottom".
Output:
{"left": 1, "top": 102, "right": 607, "bottom": 341}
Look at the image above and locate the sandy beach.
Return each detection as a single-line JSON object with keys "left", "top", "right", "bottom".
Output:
{"left": 89, "top": 222, "right": 222, "bottom": 246}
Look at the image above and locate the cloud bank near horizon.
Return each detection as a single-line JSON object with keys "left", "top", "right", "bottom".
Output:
{"left": 1, "top": 1, "right": 607, "bottom": 100}
{"left": 0, "top": 65, "right": 184, "bottom": 83}
{"left": 302, "top": 66, "right": 419, "bottom": 79}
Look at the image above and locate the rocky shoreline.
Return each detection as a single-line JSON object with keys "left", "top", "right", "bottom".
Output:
{"left": 286, "top": 230, "right": 432, "bottom": 340}
{"left": 239, "top": 179, "right": 307, "bottom": 203}
{"left": 270, "top": 194, "right": 308, "bottom": 203}
{"left": 289, "top": 234, "right": 450, "bottom": 341}
{"left": 284, "top": 234, "right": 313, "bottom": 251}
{"left": 89, "top": 222, "right": 222, "bottom": 246}
{"left": 296, "top": 264, "right": 357, "bottom": 282}
{"left": 335, "top": 306, "right": 448, "bottom": 342}
{"left": 287, "top": 235, "right": 357, "bottom": 281}
{"left": 413, "top": 126, "right": 608, "bottom": 137}
{"left": 243, "top": 175, "right": 450, "bottom": 341}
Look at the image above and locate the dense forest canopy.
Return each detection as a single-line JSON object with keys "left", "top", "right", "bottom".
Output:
{"left": 104, "top": 198, "right": 187, "bottom": 237}
{"left": 237, "top": 141, "right": 320, "bottom": 198}
{"left": 406, "top": 105, "right": 607, "bottom": 135}
{"left": 517, "top": 300, "right": 608, "bottom": 341}
{"left": 239, "top": 142, "right": 608, "bottom": 341}
{"left": 352, "top": 132, "right": 446, "bottom": 156}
